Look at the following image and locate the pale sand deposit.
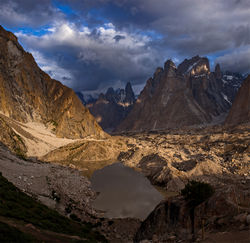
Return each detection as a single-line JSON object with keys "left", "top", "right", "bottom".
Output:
{"left": 19, "top": 122, "right": 78, "bottom": 157}
{"left": 3, "top": 116, "right": 78, "bottom": 157}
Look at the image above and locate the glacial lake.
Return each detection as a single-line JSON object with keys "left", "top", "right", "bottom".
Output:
{"left": 90, "top": 162, "right": 163, "bottom": 220}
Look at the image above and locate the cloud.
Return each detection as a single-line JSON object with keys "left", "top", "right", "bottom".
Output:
{"left": 97, "top": 0, "right": 250, "bottom": 55}
{"left": 215, "top": 45, "right": 250, "bottom": 74}
{"left": 30, "top": 50, "right": 73, "bottom": 87}
{"left": 59, "top": 0, "right": 250, "bottom": 72}
{"left": 2, "top": 0, "right": 250, "bottom": 91}
{"left": 113, "top": 35, "right": 126, "bottom": 42}
{"left": 16, "top": 21, "right": 163, "bottom": 91}
{"left": 0, "top": 0, "right": 64, "bottom": 27}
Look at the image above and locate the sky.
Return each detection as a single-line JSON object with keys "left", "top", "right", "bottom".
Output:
{"left": 1, "top": 0, "right": 250, "bottom": 93}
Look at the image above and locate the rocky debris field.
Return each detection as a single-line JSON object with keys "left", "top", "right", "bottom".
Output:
{"left": 0, "top": 121, "right": 249, "bottom": 242}
{"left": 0, "top": 143, "right": 96, "bottom": 220}
{"left": 0, "top": 143, "right": 140, "bottom": 242}
{"left": 118, "top": 124, "right": 250, "bottom": 192}
{"left": 117, "top": 124, "right": 250, "bottom": 242}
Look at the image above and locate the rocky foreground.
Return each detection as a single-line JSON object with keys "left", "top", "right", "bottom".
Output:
{"left": 117, "top": 124, "right": 250, "bottom": 242}
{"left": 0, "top": 142, "right": 141, "bottom": 242}
{"left": 117, "top": 125, "right": 249, "bottom": 190}
{"left": 37, "top": 123, "right": 250, "bottom": 242}
{"left": 0, "top": 113, "right": 249, "bottom": 242}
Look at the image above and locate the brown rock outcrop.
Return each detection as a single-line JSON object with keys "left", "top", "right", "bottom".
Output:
{"left": 0, "top": 25, "right": 105, "bottom": 139}
{"left": 0, "top": 115, "right": 27, "bottom": 157}
{"left": 225, "top": 75, "right": 250, "bottom": 125}
{"left": 135, "top": 184, "right": 250, "bottom": 242}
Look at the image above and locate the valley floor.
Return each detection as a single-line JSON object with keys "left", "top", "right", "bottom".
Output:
{"left": 0, "top": 117, "right": 249, "bottom": 242}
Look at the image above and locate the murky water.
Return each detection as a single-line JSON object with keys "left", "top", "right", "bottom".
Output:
{"left": 90, "top": 163, "right": 163, "bottom": 220}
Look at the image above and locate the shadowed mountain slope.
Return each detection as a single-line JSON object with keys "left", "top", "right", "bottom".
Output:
{"left": 117, "top": 56, "right": 243, "bottom": 132}
{"left": 225, "top": 75, "right": 250, "bottom": 125}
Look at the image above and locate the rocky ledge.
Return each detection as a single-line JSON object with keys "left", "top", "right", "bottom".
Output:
{"left": 135, "top": 182, "right": 250, "bottom": 242}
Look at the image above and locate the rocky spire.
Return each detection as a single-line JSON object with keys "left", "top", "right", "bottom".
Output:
{"left": 163, "top": 59, "right": 177, "bottom": 78}
{"left": 225, "top": 75, "right": 250, "bottom": 125}
{"left": 214, "top": 63, "right": 222, "bottom": 79}
{"left": 125, "top": 82, "right": 135, "bottom": 104}
{"left": 164, "top": 59, "right": 176, "bottom": 71}
{"left": 105, "top": 87, "right": 116, "bottom": 102}
{"left": 177, "top": 56, "right": 210, "bottom": 75}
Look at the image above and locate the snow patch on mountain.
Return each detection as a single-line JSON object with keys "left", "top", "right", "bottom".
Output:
{"left": 221, "top": 92, "right": 231, "bottom": 104}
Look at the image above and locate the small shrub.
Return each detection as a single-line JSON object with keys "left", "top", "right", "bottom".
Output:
{"left": 15, "top": 148, "right": 27, "bottom": 160}
{"left": 181, "top": 180, "right": 214, "bottom": 208}
{"left": 70, "top": 214, "right": 81, "bottom": 222}
{"left": 181, "top": 180, "right": 214, "bottom": 237}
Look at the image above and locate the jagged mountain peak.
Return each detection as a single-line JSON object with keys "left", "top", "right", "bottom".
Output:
{"left": 153, "top": 67, "right": 164, "bottom": 78}
{"left": 106, "top": 87, "right": 115, "bottom": 95}
{"left": 125, "top": 82, "right": 136, "bottom": 104}
{"left": 117, "top": 56, "right": 244, "bottom": 132}
{"left": 0, "top": 25, "right": 18, "bottom": 42}
{"left": 215, "top": 63, "right": 222, "bottom": 79}
{"left": 85, "top": 82, "right": 136, "bottom": 132}
{"left": 164, "top": 59, "right": 176, "bottom": 71}
{"left": 125, "top": 82, "right": 133, "bottom": 92}
{"left": 177, "top": 55, "right": 210, "bottom": 76}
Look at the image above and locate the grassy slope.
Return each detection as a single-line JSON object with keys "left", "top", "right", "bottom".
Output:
{"left": 0, "top": 221, "right": 34, "bottom": 242}
{"left": 0, "top": 172, "right": 107, "bottom": 242}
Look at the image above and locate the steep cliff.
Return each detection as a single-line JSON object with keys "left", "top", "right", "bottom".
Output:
{"left": 225, "top": 75, "right": 250, "bottom": 125}
{"left": 117, "top": 59, "right": 211, "bottom": 131}
{"left": 0, "top": 25, "right": 105, "bottom": 139}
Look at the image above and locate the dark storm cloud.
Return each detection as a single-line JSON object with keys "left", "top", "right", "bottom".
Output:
{"left": 16, "top": 22, "right": 161, "bottom": 91}
{"left": 92, "top": 0, "right": 250, "bottom": 54}
{"left": 113, "top": 35, "right": 126, "bottom": 42}
{"left": 216, "top": 46, "right": 250, "bottom": 74}
{"left": 2, "top": 0, "right": 250, "bottom": 91}
{"left": 0, "top": 0, "right": 64, "bottom": 27}
{"left": 55, "top": 0, "right": 250, "bottom": 72}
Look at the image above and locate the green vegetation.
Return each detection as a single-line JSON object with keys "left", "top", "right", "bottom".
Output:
{"left": 15, "top": 147, "right": 27, "bottom": 160}
{"left": 15, "top": 134, "right": 25, "bottom": 147}
{"left": 0, "top": 222, "right": 34, "bottom": 242}
{"left": 0, "top": 173, "right": 107, "bottom": 242}
{"left": 49, "top": 120, "right": 58, "bottom": 127}
{"left": 181, "top": 180, "right": 214, "bottom": 208}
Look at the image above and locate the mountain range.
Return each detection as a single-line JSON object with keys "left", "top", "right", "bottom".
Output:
{"left": 117, "top": 56, "right": 245, "bottom": 132}
{"left": 0, "top": 24, "right": 248, "bottom": 141}
{"left": 0, "top": 24, "right": 249, "bottom": 243}
{"left": 78, "top": 82, "right": 136, "bottom": 132}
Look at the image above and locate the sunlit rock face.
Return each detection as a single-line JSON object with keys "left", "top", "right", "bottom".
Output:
{"left": 0, "top": 25, "right": 105, "bottom": 139}
{"left": 225, "top": 75, "right": 250, "bottom": 125}
{"left": 84, "top": 82, "right": 136, "bottom": 132}
{"left": 177, "top": 55, "right": 210, "bottom": 76}
{"left": 117, "top": 56, "right": 243, "bottom": 132}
